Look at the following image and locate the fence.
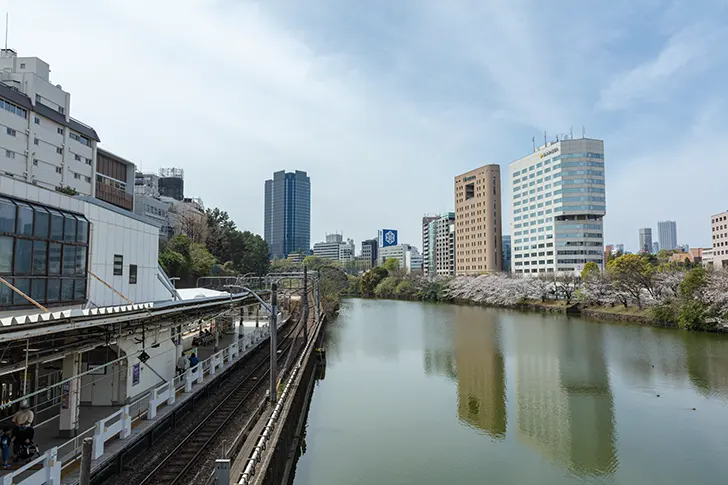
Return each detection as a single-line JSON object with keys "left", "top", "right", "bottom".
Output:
{"left": 1, "top": 325, "right": 274, "bottom": 485}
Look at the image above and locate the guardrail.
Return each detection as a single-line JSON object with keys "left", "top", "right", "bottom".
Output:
{"left": 1, "top": 319, "right": 283, "bottom": 485}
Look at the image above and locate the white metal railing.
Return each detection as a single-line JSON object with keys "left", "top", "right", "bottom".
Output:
{"left": 2, "top": 321, "right": 281, "bottom": 485}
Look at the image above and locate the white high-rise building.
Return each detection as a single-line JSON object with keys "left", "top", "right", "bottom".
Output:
{"left": 312, "top": 233, "right": 355, "bottom": 264}
{"left": 510, "top": 138, "right": 606, "bottom": 275}
{"left": 657, "top": 221, "right": 678, "bottom": 251}
{"left": 0, "top": 49, "right": 99, "bottom": 195}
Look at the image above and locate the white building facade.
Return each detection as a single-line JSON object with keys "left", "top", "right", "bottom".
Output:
{"left": 0, "top": 49, "right": 99, "bottom": 195}
{"left": 0, "top": 176, "right": 172, "bottom": 313}
{"left": 711, "top": 211, "right": 728, "bottom": 269}
{"left": 510, "top": 138, "right": 606, "bottom": 275}
{"left": 379, "top": 243, "right": 422, "bottom": 273}
{"left": 312, "top": 233, "right": 355, "bottom": 264}
{"left": 657, "top": 220, "right": 678, "bottom": 251}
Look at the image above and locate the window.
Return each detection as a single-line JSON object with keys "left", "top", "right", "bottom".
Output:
{"left": 465, "top": 183, "right": 475, "bottom": 200}
{"left": 32, "top": 241, "right": 47, "bottom": 275}
{"left": 86, "top": 158, "right": 92, "bottom": 166}
{"left": 34, "top": 138, "right": 39, "bottom": 145}
{"left": 55, "top": 166, "right": 62, "bottom": 174}
{"left": 6, "top": 127, "right": 15, "bottom": 136}
{"left": 74, "top": 154, "right": 81, "bottom": 161}
{"left": 74, "top": 173, "right": 81, "bottom": 180}
{"left": 84, "top": 176, "right": 91, "bottom": 183}
{"left": 32, "top": 159, "right": 38, "bottom": 166}
{"left": 5, "top": 150, "right": 14, "bottom": 159}
{"left": 0, "top": 99, "right": 27, "bottom": 118}
{"left": 57, "top": 127, "right": 63, "bottom": 135}
{"left": 20, "top": 63, "right": 25, "bottom": 68}
{"left": 56, "top": 147, "right": 63, "bottom": 155}
{"left": 35, "top": 94, "right": 41, "bottom": 103}
{"left": 34, "top": 117, "right": 40, "bottom": 125}
{"left": 113, "top": 254, "right": 123, "bottom": 276}
{"left": 129, "top": 264, "right": 137, "bottom": 284}
{"left": 0, "top": 237, "right": 12, "bottom": 273}
{"left": 59, "top": 107, "right": 65, "bottom": 114}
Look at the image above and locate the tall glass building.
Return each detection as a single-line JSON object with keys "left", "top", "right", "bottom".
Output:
{"left": 509, "top": 138, "right": 606, "bottom": 275}
{"left": 264, "top": 170, "right": 311, "bottom": 259}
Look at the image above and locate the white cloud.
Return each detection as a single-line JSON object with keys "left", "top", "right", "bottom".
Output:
{"left": 599, "top": 24, "right": 727, "bottom": 110}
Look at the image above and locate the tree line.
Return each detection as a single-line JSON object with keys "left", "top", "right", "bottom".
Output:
{"left": 159, "top": 207, "right": 270, "bottom": 287}
{"left": 345, "top": 254, "right": 728, "bottom": 333}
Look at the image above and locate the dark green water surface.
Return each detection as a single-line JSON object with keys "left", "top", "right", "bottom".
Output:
{"left": 292, "top": 299, "right": 728, "bottom": 485}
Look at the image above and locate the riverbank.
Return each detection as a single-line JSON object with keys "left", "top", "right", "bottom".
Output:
{"left": 353, "top": 294, "right": 723, "bottom": 332}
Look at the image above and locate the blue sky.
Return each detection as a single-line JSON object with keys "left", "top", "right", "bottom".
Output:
{"left": 7, "top": 0, "right": 728, "bottom": 252}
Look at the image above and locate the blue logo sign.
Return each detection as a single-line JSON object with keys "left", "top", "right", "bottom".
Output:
{"left": 380, "top": 229, "right": 398, "bottom": 248}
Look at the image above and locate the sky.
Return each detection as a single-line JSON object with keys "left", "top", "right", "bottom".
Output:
{"left": 5, "top": 0, "right": 728, "bottom": 253}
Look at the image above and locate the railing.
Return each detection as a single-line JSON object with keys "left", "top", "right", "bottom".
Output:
{"left": 1, "top": 320, "right": 282, "bottom": 485}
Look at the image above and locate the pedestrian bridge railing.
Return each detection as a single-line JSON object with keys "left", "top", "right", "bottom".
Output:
{"left": 1, "top": 322, "right": 278, "bottom": 485}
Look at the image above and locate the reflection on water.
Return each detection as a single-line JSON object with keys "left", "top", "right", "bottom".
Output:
{"left": 515, "top": 318, "right": 617, "bottom": 477}
{"left": 293, "top": 300, "right": 728, "bottom": 485}
{"left": 453, "top": 306, "right": 506, "bottom": 439}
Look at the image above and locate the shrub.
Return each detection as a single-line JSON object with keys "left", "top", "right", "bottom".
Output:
{"left": 650, "top": 302, "right": 677, "bottom": 324}
{"left": 677, "top": 300, "right": 714, "bottom": 331}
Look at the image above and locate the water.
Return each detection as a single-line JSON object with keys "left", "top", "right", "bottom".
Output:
{"left": 291, "top": 299, "right": 728, "bottom": 485}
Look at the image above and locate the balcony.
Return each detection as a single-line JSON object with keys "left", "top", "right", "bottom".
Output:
{"left": 95, "top": 182, "right": 134, "bottom": 211}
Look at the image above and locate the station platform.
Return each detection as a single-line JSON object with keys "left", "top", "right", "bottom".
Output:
{"left": 0, "top": 317, "right": 281, "bottom": 485}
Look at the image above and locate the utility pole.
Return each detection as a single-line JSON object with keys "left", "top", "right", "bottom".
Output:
{"left": 303, "top": 266, "right": 309, "bottom": 341}
{"left": 269, "top": 283, "right": 278, "bottom": 404}
{"left": 80, "top": 438, "right": 93, "bottom": 485}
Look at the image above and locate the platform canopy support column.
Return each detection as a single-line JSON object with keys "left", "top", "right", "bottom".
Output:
{"left": 59, "top": 352, "right": 81, "bottom": 438}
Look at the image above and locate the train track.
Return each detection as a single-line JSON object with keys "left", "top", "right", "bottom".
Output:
{"left": 136, "top": 313, "right": 304, "bottom": 485}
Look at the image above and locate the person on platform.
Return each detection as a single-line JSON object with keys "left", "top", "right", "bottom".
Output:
{"left": 1, "top": 428, "right": 11, "bottom": 468}
{"left": 188, "top": 352, "right": 199, "bottom": 372}
{"left": 176, "top": 353, "right": 190, "bottom": 376}
{"left": 11, "top": 401, "right": 34, "bottom": 458}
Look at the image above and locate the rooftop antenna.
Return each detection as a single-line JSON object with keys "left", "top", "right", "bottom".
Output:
{"left": 582, "top": 125, "right": 585, "bottom": 139}
{"left": 532, "top": 136, "right": 535, "bottom": 152}
{"left": 4, "top": 13, "right": 8, "bottom": 50}
{"left": 570, "top": 126, "right": 573, "bottom": 139}
{"left": 543, "top": 131, "right": 547, "bottom": 146}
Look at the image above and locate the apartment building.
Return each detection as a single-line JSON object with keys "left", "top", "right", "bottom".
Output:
{"left": 422, "top": 213, "right": 455, "bottom": 276}
{"left": 454, "top": 164, "right": 502, "bottom": 275}
{"left": 0, "top": 49, "right": 99, "bottom": 195}
{"left": 711, "top": 211, "right": 728, "bottom": 269}
{"left": 657, "top": 220, "right": 678, "bottom": 251}
{"left": 312, "top": 233, "right": 354, "bottom": 263}
{"left": 509, "top": 138, "right": 606, "bottom": 275}
{"left": 95, "top": 148, "right": 134, "bottom": 211}
{"left": 639, "top": 228, "right": 652, "bottom": 253}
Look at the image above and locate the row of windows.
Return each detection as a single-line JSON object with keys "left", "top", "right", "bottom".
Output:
{"left": 558, "top": 258, "right": 603, "bottom": 264}
{"left": 0, "top": 198, "right": 89, "bottom": 242}
{"left": 0, "top": 277, "right": 87, "bottom": 307}
{"left": 0, "top": 98, "right": 27, "bottom": 119}
{"left": 556, "top": 250, "right": 603, "bottom": 256}
{"left": 555, "top": 223, "right": 602, "bottom": 230}
{"left": 559, "top": 169, "right": 604, "bottom": 177}
{"left": 554, "top": 204, "right": 606, "bottom": 212}
{"left": 0, "top": 237, "right": 87, "bottom": 276}
{"left": 514, "top": 260, "right": 554, "bottom": 266}
{"left": 515, "top": 268, "right": 555, "bottom": 274}
{"left": 557, "top": 152, "right": 604, "bottom": 160}
{"left": 560, "top": 178, "right": 605, "bottom": 186}
{"left": 556, "top": 232, "right": 603, "bottom": 238}
{"left": 558, "top": 196, "right": 606, "bottom": 203}
{"left": 69, "top": 132, "right": 91, "bottom": 146}
{"left": 555, "top": 161, "right": 603, "bottom": 169}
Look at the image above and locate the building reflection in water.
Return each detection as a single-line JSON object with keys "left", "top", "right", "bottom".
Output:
{"left": 515, "top": 318, "right": 617, "bottom": 477}
{"left": 423, "top": 307, "right": 457, "bottom": 380}
{"left": 452, "top": 307, "right": 507, "bottom": 440}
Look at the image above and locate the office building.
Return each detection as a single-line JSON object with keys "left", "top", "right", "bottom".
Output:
{"left": 639, "top": 228, "right": 652, "bottom": 253}
{"left": 502, "top": 235, "right": 512, "bottom": 273}
{"left": 135, "top": 172, "right": 160, "bottom": 197}
{"left": 379, "top": 243, "right": 421, "bottom": 272}
{"left": 312, "top": 233, "right": 354, "bottom": 264}
{"left": 422, "top": 213, "right": 455, "bottom": 277}
{"left": 0, "top": 49, "right": 99, "bottom": 196}
{"left": 657, "top": 221, "right": 678, "bottom": 251}
{"left": 95, "top": 148, "right": 135, "bottom": 211}
{"left": 455, "top": 164, "right": 502, "bottom": 275}
{"left": 510, "top": 138, "right": 606, "bottom": 275}
{"left": 711, "top": 211, "right": 728, "bottom": 269}
{"left": 361, "top": 239, "right": 378, "bottom": 267}
{"left": 703, "top": 248, "right": 714, "bottom": 268}
{"left": 652, "top": 241, "right": 660, "bottom": 254}
{"left": 158, "top": 167, "right": 184, "bottom": 201}
{"left": 615, "top": 243, "right": 624, "bottom": 253}
{"left": 264, "top": 170, "right": 311, "bottom": 259}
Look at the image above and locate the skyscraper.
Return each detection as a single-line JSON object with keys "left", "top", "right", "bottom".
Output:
{"left": 264, "top": 170, "right": 311, "bottom": 259}
{"left": 638, "top": 228, "right": 652, "bottom": 253}
{"left": 509, "top": 138, "right": 606, "bottom": 275}
{"left": 455, "top": 164, "right": 503, "bottom": 274}
{"left": 657, "top": 221, "right": 678, "bottom": 251}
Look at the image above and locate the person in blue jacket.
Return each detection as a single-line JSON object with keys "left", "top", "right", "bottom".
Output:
{"left": 188, "top": 352, "right": 199, "bottom": 372}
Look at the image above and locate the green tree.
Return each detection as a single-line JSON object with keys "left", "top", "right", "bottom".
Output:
{"left": 159, "top": 249, "right": 188, "bottom": 277}
{"left": 360, "top": 267, "right": 388, "bottom": 297}
{"left": 680, "top": 267, "right": 707, "bottom": 300}
{"left": 607, "top": 254, "right": 655, "bottom": 309}
{"left": 395, "top": 279, "right": 417, "bottom": 299}
{"left": 382, "top": 258, "right": 400, "bottom": 274}
{"left": 374, "top": 276, "right": 399, "bottom": 298}
{"left": 580, "top": 261, "right": 600, "bottom": 281}
{"left": 56, "top": 185, "right": 78, "bottom": 196}
{"left": 302, "top": 256, "right": 339, "bottom": 270}
{"left": 189, "top": 243, "right": 216, "bottom": 277}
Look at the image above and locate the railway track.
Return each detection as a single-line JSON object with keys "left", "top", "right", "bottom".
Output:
{"left": 135, "top": 308, "right": 305, "bottom": 485}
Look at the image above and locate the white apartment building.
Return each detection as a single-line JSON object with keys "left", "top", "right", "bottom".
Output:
{"left": 711, "top": 211, "right": 728, "bottom": 269}
{"left": 510, "top": 138, "right": 606, "bottom": 275}
{"left": 423, "top": 213, "right": 455, "bottom": 276}
{"left": 0, "top": 49, "right": 99, "bottom": 195}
